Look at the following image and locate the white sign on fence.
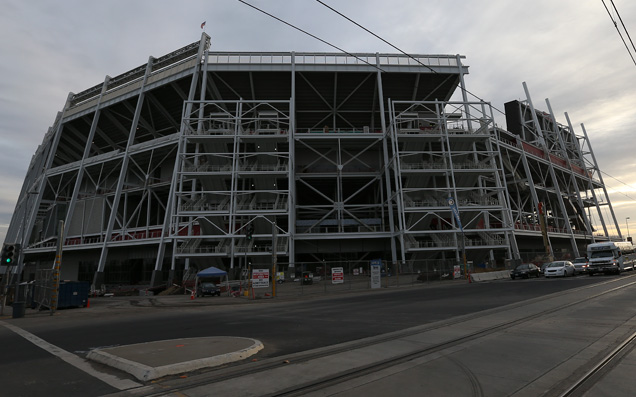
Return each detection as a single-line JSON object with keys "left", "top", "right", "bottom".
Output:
{"left": 252, "top": 269, "right": 270, "bottom": 288}
{"left": 332, "top": 267, "right": 344, "bottom": 284}
{"left": 370, "top": 259, "right": 382, "bottom": 289}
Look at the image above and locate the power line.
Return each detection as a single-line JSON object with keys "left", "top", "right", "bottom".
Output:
{"left": 601, "top": 170, "right": 636, "bottom": 202}
{"left": 600, "top": 0, "right": 636, "bottom": 66}
{"left": 316, "top": 0, "right": 636, "bottom": 203}
{"left": 610, "top": 0, "right": 636, "bottom": 57}
{"left": 238, "top": 0, "right": 634, "bottom": 191}
{"left": 238, "top": 0, "right": 632, "bottom": 231}
{"left": 238, "top": 0, "right": 506, "bottom": 116}
{"left": 237, "top": 0, "right": 386, "bottom": 73}
{"left": 316, "top": 0, "right": 438, "bottom": 74}
{"left": 315, "top": 0, "right": 507, "bottom": 116}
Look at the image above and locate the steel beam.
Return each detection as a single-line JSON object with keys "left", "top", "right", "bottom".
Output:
{"left": 94, "top": 57, "right": 154, "bottom": 289}
{"left": 580, "top": 123, "right": 622, "bottom": 239}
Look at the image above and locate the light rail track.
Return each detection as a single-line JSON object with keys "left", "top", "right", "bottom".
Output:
{"left": 559, "top": 330, "right": 636, "bottom": 397}
{"left": 132, "top": 275, "right": 636, "bottom": 397}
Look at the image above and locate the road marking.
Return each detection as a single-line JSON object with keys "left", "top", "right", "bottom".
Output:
{"left": 0, "top": 321, "right": 143, "bottom": 390}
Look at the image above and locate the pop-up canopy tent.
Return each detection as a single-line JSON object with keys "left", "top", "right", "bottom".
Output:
{"left": 195, "top": 266, "right": 228, "bottom": 296}
{"left": 196, "top": 266, "right": 227, "bottom": 278}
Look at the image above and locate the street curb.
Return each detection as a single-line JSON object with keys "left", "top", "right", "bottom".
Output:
{"left": 87, "top": 337, "right": 264, "bottom": 381}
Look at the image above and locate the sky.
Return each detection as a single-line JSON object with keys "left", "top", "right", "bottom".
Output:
{"left": 1, "top": 0, "right": 635, "bottom": 244}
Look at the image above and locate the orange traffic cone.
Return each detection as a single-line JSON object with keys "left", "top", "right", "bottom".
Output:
{"left": 86, "top": 298, "right": 90, "bottom": 308}
{"left": 190, "top": 291, "right": 195, "bottom": 300}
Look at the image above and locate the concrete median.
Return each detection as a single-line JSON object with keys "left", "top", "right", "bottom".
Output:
{"left": 87, "top": 336, "right": 263, "bottom": 381}
{"left": 470, "top": 270, "right": 510, "bottom": 282}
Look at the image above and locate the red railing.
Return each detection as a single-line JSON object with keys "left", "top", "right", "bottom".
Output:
{"left": 521, "top": 142, "right": 588, "bottom": 177}
{"left": 64, "top": 225, "right": 203, "bottom": 246}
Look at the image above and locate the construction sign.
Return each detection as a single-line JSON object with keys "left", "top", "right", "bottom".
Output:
{"left": 454, "top": 265, "right": 462, "bottom": 279}
{"left": 331, "top": 267, "right": 344, "bottom": 284}
{"left": 252, "top": 269, "right": 269, "bottom": 288}
{"left": 370, "top": 259, "right": 382, "bottom": 289}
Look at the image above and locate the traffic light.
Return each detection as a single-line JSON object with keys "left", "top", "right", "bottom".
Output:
{"left": 246, "top": 224, "right": 254, "bottom": 240}
{"left": 2, "top": 243, "right": 19, "bottom": 266}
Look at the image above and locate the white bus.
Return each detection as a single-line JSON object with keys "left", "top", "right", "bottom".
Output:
{"left": 587, "top": 241, "right": 636, "bottom": 275}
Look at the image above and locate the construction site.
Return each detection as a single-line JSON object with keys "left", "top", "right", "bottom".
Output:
{"left": 2, "top": 33, "right": 625, "bottom": 292}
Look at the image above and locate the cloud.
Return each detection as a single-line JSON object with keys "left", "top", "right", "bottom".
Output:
{"left": 1, "top": 0, "right": 635, "bottom": 244}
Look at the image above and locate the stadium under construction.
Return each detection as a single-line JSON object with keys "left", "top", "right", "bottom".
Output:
{"left": 3, "top": 33, "right": 625, "bottom": 289}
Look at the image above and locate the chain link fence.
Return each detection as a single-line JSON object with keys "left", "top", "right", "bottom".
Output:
{"left": 228, "top": 251, "right": 579, "bottom": 299}
{"left": 225, "top": 258, "right": 478, "bottom": 299}
{"left": 514, "top": 250, "right": 579, "bottom": 269}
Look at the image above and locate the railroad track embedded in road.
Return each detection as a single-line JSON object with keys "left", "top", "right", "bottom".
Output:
{"left": 134, "top": 275, "right": 636, "bottom": 397}
{"left": 558, "top": 329, "right": 636, "bottom": 397}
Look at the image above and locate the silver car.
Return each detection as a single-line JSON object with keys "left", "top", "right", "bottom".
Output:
{"left": 544, "top": 261, "right": 575, "bottom": 277}
{"left": 572, "top": 257, "right": 589, "bottom": 274}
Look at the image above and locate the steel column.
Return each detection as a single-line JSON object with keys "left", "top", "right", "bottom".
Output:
{"left": 94, "top": 57, "right": 154, "bottom": 289}
{"left": 523, "top": 84, "right": 576, "bottom": 254}
{"left": 289, "top": 52, "right": 296, "bottom": 268}
{"left": 544, "top": 99, "right": 580, "bottom": 256}
{"left": 580, "top": 123, "right": 622, "bottom": 239}
{"left": 16, "top": 93, "right": 73, "bottom": 277}
{"left": 375, "top": 54, "right": 398, "bottom": 267}
{"left": 152, "top": 33, "right": 211, "bottom": 285}
{"left": 387, "top": 99, "right": 407, "bottom": 264}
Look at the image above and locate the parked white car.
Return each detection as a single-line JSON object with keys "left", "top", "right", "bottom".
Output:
{"left": 544, "top": 261, "right": 575, "bottom": 277}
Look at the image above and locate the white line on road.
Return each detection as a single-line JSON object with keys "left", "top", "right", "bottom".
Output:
{"left": 0, "top": 320, "right": 143, "bottom": 391}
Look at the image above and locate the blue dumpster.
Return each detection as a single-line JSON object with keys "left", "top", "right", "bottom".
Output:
{"left": 57, "top": 281, "right": 90, "bottom": 308}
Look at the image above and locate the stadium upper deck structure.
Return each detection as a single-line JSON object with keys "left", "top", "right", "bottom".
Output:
{"left": 4, "top": 33, "right": 624, "bottom": 288}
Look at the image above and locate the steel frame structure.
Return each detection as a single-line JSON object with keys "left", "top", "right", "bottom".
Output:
{"left": 3, "top": 33, "right": 622, "bottom": 288}
{"left": 388, "top": 100, "right": 515, "bottom": 267}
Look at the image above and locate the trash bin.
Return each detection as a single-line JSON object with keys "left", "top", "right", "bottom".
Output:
{"left": 12, "top": 301, "right": 25, "bottom": 318}
{"left": 58, "top": 281, "right": 90, "bottom": 308}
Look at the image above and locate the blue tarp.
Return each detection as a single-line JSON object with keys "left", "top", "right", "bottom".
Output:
{"left": 196, "top": 266, "right": 227, "bottom": 278}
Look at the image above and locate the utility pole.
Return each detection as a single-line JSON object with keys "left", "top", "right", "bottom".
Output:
{"left": 272, "top": 222, "right": 277, "bottom": 297}
{"left": 50, "top": 221, "right": 65, "bottom": 316}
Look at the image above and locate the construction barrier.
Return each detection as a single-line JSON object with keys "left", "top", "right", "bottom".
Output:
{"left": 470, "top": 270, "right": 510, "bottom": 282}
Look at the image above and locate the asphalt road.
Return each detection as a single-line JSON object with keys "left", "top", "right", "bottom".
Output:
{"left": 0, "top": 274, "right": 620, "bottom": 396}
